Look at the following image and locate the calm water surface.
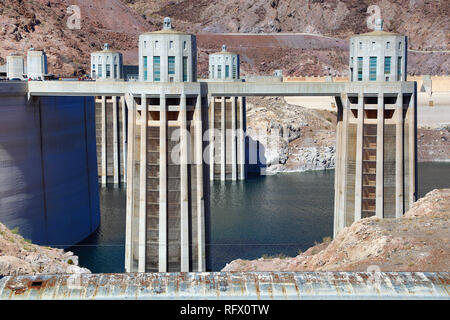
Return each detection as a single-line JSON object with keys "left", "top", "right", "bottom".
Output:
{"left": 71, "top": 162, "right": 450, "bottom": 273}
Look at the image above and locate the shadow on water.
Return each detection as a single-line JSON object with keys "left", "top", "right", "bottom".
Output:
{"left": 71, "top": 162, "right": 450, "bottom": 273}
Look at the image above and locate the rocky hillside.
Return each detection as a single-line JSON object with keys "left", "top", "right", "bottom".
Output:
{"left": 246, "top": 96, "right": 336, "bottom": 174}
{"left": 222, "top": 188, "right": 450, "bottom": 272}
{"left": 0, "top": 0, "right": 448, "bottom": 76}
{"left": 0, "top": 222, "right": 90, "bottom": 276}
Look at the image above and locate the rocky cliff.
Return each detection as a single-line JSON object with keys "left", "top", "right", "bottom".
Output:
{"left": 222, "top": 188, "right": 450, "bottom": 272}
{"left": 0, "top": 0, "right": 448, "bottom": 77}
{"left": 0, "top": 222, "right": 90, "bottom": 276}
{"left": 246, "top": 96, "right": 336, "bottom": 174}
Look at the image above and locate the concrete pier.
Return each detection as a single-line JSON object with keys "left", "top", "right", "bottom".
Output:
{"left": 209, "top": 96, "right": 246, "bottom": 181}
{"left": 124, "top": 89, "right": 210, "bottom": 273}
{"left": 95, "top": 96, "right": 127, "bottom": 185}
{"left": 334, "top": 88, "right": 417, "bottom": 235}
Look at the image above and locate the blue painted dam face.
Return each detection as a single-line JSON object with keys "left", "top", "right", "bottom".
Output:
{"left": 0, "top": 94, "right": 100, "bottom": 247}
{"left": 71, "top": 163, "right": 450, "bottom": 273}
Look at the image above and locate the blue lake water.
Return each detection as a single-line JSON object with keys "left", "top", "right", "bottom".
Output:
{"left": 71, "top": 162, "right": 450, "bottom": 273}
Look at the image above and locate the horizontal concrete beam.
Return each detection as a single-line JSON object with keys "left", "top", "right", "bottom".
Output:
{"left": 207, "top": 81, "right": 416, "bottom": 96}
{"left": 20, "top": 80, "right": 416, "bottom": 98}
{"left": 28, "top": 81, "right": 204, "bottom": 97}
{"left": 0, "top": 272, "right": 447, "bottom": 300}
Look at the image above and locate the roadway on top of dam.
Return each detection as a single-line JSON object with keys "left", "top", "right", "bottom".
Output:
{"left": 1, "top": 80, "right": 416, "bottom": 97}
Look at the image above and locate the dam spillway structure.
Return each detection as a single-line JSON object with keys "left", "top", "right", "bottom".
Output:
{"left": 0, "top": 15, "right": 417, "bottom": 272}
{"left": 208, "top": 45, "right": 246, "bottom": 181}
{"left": 125, "top": 17, "right": 210, "bottom": 273}
{"left": 91, "top": 44, "right": 127, "bottom": 186}
{"left": 334, "top": 19, "right": 417, "bottom": 237}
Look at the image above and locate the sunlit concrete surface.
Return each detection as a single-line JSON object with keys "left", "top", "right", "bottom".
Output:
{"left": 417, "top": 92, "right": 450, "bottom": 128}
{"left": 0, "top": 272, "right": 448, "bottom": 300}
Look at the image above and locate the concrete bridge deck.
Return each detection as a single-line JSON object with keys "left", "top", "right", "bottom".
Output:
{"left": 25, "top": 80, "right": 416, "bottom": 97}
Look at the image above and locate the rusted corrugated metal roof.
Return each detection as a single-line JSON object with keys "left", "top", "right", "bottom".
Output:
{"left": 0, "top": 272, "right": 448, "bottom": 300}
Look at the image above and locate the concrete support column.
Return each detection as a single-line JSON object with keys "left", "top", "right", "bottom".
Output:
{"left": 335, "top": 94, "right": 349, "bottom": 238}
{"left": 238, "top": 96, "right": 245, "bottom": 180}
{"left": 221, "top": 97, "right": 226, "bottom": 181}
{"left": 333, "top": 96, "right": 343, "bottom": 237}
{"left": 159, "top": 94, "right": 168, "bottom": 272}
{"left": 195, "top": 95, "right": 206, "bottom": 271}
{"left": 124, "top": 94, "right": 136, "bottom": 272}
{"left": 376, "top": 92, "right": 384, "bottom": 218}
{"left": 396, "top": 93, "right": 404, "bottom": 218}
{"left": 121, "top": 96, "right": 127, "bottom": 184}
{"left": 180, "top": 93, "right": 189, "bottom": 272}
{"left": 231, "top": 96, "right": 237, "bottom": 181}
{"left": 112, "top": 96, "right": 119, "bottom": 185}
{"left": 354, "top": 93, "right": 364, "bottom": 222}
{"left": 138, "top": 94, "right": 147, "bottom": 272}
{"left": 101, "top": 96, "right": 107, "bottom": 185}
{"left": 409, "top": 91, "right": 416, "bottom": 207}
{"left": 209, "top": 96, "right": 215, "bottom": 181}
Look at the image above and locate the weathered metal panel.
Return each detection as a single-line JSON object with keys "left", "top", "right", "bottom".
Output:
{"left": 0, "top": 272, "right": 448, "bottom": 300}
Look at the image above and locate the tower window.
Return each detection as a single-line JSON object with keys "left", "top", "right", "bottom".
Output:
{"left": 153, "top": 56, "right": 160, "bottom": 81}
{"left": 183, "top": 41, "right": 187, "bottom": 50}
{"left": 232, "top": 65, "right": 237, "bottom": 79}
{"left": 98, "top": 64, "right": 103, "bottom": 77}
{"left": 369, "top": 56, "right": 377, "bottom": 81}
{"left": 386, "top": 41, "right": 390, "bottom": 49}
{"left": 397, "top": 56, "right": 402, "bottom": 80}
{"left": 359, "top": 42, "right": 363, "bottom": 49}
{"left": 384, "top": 57, "right": 391, "bottom": 75}
{"left": 372, "top": 42, "right": 376, "bottom": 50}
{"left": 398, "top": 42, "right": 402, "bottom": 50}
{"left": 217, "top": 65, "right": 222, "bottom": 78}
{"left": 169, "top": 41, "right": 174, "bottom": 49}
{"left": 183, "top": 57, "right": 188, "bottom": 82}
{"left": 212, "top": 66, "right": 215, "bottom": 78}
{"left": 143, "top": 56, "right": 148, "bottom": 81}
{"left": 225, "top": 65, "right": 230, "bottom": 78}
{"left": 357, "top": 57, "right": 363, "bottom": 81}
{"left": 144, "top": 41, "right": 147, "bottom": 48}
{"left": 168, "top": 56, "right": 175, "bottom": 75}
{"left": 155, "top": 41, "right": 159, "bottom": 49}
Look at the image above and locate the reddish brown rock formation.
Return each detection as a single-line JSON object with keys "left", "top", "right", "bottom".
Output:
{"left": 0, "top": 0, "right": 449, "bottom": 77}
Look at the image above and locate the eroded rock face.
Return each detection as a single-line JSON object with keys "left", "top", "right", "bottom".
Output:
{"left": 222, "top": 189, "right": 450, "bottom": 272}
{"left": 246, "top": 96, "right": 337, "bottom": 174}
{"left": 0, "top": 223, "right": 90, "bottom": 276}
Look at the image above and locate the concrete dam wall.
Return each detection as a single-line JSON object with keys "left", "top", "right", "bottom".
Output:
{"left": 0, "top": 85, "right": 100, "bottom": 247}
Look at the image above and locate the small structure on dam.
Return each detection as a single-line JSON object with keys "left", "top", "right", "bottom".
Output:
{"left": 125, "top": 17, "right": 209, "bottom": 273}
{"left": 208, "top": 45, "right": 246, "bottom": 181}
{"left": 6, "top": 54, "right": 25, "bottom": 80}
{"left": 91, "top": 44, "right": 127, "bottom": 186}
{"left": 334, "top": 19, "right": 416, "bottom": 236}
{"left": 26, "top": 48, "right": 48, "bottom": 80}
